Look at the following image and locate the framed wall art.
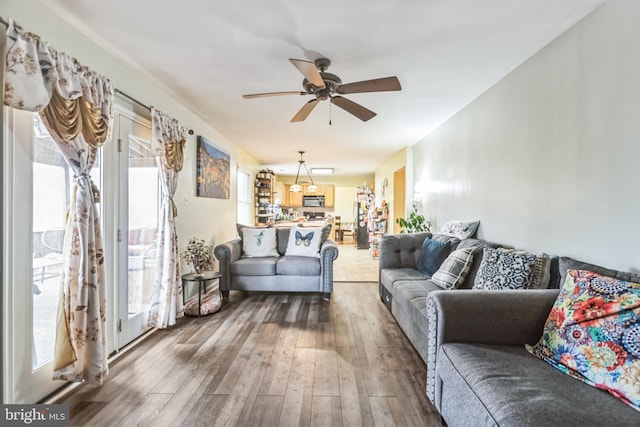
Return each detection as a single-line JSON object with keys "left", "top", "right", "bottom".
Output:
{"left": 196, "top": 136, "right": 230, "bottom": 199}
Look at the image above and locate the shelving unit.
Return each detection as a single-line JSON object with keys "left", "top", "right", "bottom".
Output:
{"left": 255, "top": 169, "right": 275, "bottom": 225}
{"left": 369, "top": 202, "right": 389, "bottom": 258}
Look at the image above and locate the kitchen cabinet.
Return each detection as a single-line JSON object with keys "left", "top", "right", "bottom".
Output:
{"left": 303, "top": 184, "right": 324, "bottom": 195}
{"left": 324, "top": 184, "right": 335, "bottom": 207}
{"left": 289, "top": 188, "right": 303, "bottom": 207}
{"left": 275, "top": 182, "right": 288, "bottom": 206}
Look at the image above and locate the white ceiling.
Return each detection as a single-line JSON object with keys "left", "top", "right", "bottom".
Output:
{"left": 43, "top": 0, "right": 603, "bottom": 176}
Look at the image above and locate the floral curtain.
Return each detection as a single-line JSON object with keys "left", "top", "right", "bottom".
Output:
{"left": 4, "top": 19, "right": 113, "bottom": 384}
{"left": 147, "top": 108, "right": 187, "bottom": 329}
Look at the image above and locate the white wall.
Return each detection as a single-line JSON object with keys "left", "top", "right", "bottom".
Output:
{"left": 413, "top": 0, "right": 640, "bottom": 273}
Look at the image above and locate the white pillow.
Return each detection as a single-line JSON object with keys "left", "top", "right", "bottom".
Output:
{"left": 241, "top": 227, "right": 279, "bottom": 257}
{"left": 439, "top": 220, "right": 480, "bottom": 239}
{"left": 285, "top": 226, "right": 322, "bottom": 257}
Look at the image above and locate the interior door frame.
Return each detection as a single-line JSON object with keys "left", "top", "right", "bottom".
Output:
{"left": 393, "top": 167, "right": 406, "bottom": 234}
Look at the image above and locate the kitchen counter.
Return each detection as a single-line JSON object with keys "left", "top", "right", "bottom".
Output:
{"left": 274, "top": 220, "right": 328, "bottom": 228}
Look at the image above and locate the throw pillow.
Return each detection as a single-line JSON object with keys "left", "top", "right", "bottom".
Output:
{"left": 527, "top": 269, "right": 640, "bottom": 411}
{"left": 529, "top": 252, "right": 551, "bottom": 289}
{"left": 241, "top": 227, "right": 279, "bottom": 257}
{"left": 431, "top": 247, "right": 475, "bottom": 289}
{"left": 417, "top": 238, "right": 451, "bottom": 277}
{"left": 285, "top": 226, "right": 323, "bottom": 257}
{"left": 473, "top": 247, "right": 537, "bottom": 290}
{"left": 320, "top": 223, "right": 333, "bottom": 244}
{"left": 439, "top": 220, "right": 480, "bottom": 239}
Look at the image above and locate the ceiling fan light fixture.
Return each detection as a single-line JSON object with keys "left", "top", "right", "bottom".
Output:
{"left": 311, "top": 168, "right": 334, "bottom": 175}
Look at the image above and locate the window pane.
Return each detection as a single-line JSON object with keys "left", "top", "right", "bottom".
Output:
{"left": 237, "top": 170, "right": 251, "bottom": 225}
{"left": 31, "top": 115, "right": 102, "bottom": 369}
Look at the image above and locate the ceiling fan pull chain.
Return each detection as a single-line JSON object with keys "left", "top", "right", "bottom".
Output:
{"left": 329, "top": 101, "right": 332, "bottom": 125}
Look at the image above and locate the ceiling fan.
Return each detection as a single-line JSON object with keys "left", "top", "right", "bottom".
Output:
{"left": 242, "top": 58, "right": 401, "bottom": 122}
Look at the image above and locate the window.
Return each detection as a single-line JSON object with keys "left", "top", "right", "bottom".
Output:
{"left": 237, "top": 169, "right": 251, "bottom": 225}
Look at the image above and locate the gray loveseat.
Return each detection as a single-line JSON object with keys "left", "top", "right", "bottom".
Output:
{"left": 214, "top": 226, "right": 339, "bottom": 300}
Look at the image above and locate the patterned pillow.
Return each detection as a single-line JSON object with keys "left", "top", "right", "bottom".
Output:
{"left": 529, "top": 252, "right": 551, "bottom": 289}
{"left": 527, "top": 270, "right": 640, "bottom": 411}
{"left": 473, "top": 247, "right": 537, "bottom": 290}
{"left": 431, "top": 247, "right": 475, "bottom": 289}
{"left": 285, "top": 225, "right": 323, "bottom": 257}
{"left": 184, "top": 290, "right": 222, "bottom": 316}
{"left": 417, "top": 238, "right": 451, "bottom": 276}
{"left": 241, "top": 227, "right": 279, "bottom": 257}
{"left": 439, "top": 220, "right": 480, "bottom": 239}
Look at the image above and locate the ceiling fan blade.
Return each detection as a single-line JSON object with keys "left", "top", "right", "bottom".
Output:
{"left": 291, "top": 99, "right": 320, "bottom": 122}
{"left": 336, "top": 76, "right": 401, "bottom": 94}
{"left": 289, "top": 58, "right": 325, "bottom": 88}
{"left": 243, "top": 91, "right": 306, "bottom": 99}
{"left": 331, "top": 96, "right": 377, "bottom": 121}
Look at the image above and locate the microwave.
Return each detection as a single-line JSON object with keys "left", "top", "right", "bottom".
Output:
{"left": 303, "top": 196, "right": 325, "bottom": 207}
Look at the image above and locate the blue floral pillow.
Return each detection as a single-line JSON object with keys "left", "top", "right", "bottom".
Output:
{"left": 527, "top": 269, "right": 640, "bottom": 411}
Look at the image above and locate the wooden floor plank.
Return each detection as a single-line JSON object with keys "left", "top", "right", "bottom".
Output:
{"left": 56, "top": 282, "right": 442, "bottom": 427}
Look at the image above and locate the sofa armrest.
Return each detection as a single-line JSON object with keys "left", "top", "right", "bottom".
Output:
{"left": 320, "top": 239, "right": 339, "bottom": 298}
{"left": 214, "top": 239, "right": 242, "bottom": 296}
{"left": 426, "top": 289, "right": 559, "bottom": 408}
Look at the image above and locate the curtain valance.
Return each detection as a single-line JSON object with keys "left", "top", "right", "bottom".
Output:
{"left": 4, "top": 18, "right": 114, "bottom": 143}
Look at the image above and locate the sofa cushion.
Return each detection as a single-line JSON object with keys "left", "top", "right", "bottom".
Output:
{"left": 431, "top": 247, "right": 475, "bottom": 289}
{"left": 285, "top": 225, "right": 323, "bottom": 257}
{"left": 438, "top": 343, "right": 639, "bottom": 426}
{"left": 230, "top": 257, "right": 278, "bottom": 276}
{"left": 473, "top": 247, "right": 538, "bottom": 290}
{"left": 380, "top": 268, "right": 429, "bottom": 291}
{"left": 527, "top": 269, "right": 640, "bottom": 411}
{"left": 276, "top": 256, "right": 321, "bottom": 276}
{"left": 439, "top": 220, "right": 480, "bottom": 239}
{"left": 392, "top": 279, "right": 443, "bottom": 364}
{"left": 417, "top": 238, "right": 451, "bottom": 276}
{"left": 241, "top": 227, "right": 279, "bottom": 257}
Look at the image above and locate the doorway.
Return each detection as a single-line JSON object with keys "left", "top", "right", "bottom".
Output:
{"left": 393, "top": 167, "right": 406, "bottom": 234}
{"left": 115, "top": 112, "right": 157, "bottom": 348}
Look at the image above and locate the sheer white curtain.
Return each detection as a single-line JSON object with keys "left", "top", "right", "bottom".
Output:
{"left": 4, "top": 19, "right": 113, "bottom": 384}
{"left": 147, "top": 108, "right": 188, "bottom": 329}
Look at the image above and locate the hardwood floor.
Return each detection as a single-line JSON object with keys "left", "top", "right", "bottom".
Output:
{"left": 57, "top": 282, "right": 442, "bottom": 426}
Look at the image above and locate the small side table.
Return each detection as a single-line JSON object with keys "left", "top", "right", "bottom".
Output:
{"left": 182, "top": 271, "right": 222, "bottom": 317}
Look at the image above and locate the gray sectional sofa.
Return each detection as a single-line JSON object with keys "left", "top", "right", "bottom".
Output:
{"left": 379, "top": 232, "right": 640, "bottom": 426}
{"left": 214, "top": 226, "right": 339, "bottom": 300}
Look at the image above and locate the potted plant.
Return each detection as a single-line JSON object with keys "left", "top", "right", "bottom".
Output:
{"left": 395, "top": 210, "right": 431, "bottom": 233}
{"left": 182, "top": 238, "right": 214, "bottom": 277}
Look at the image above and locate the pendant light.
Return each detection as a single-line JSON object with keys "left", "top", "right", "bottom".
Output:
{"left": 290, "top": 151, "right": 317, "bottom": 192}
